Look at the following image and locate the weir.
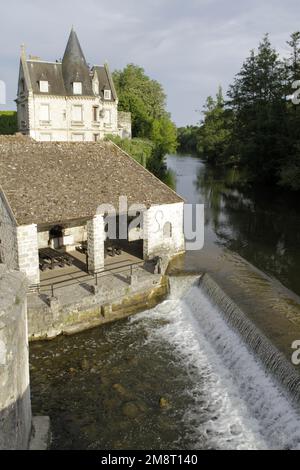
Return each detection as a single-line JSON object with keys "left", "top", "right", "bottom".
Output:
{"left": 29, "top": 273, "right": 300, "bottom": 449}
{"left": 160, "top": 275, "right": 300, "bottom": 449}
{"left": 198, "top": 274, "right": 300, "bottom": 404}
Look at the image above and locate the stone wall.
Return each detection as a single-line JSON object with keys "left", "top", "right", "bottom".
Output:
{"left": 38, "top": 224, "right": 87, "bottom": 250}
{"left": 16, "top": 224, "right": 40, "bottom": 286}
{"left": 0, "top": 196, "right": 40, "bottom": 285}
{"left": 118, "top": 111, "right": 132, "bottom": 139}
{"left": 0, "top": 266, "right": 31, "bottom": 450}
{"left": 28, "top": 271, "right": 169, "bottom": 341}
{"left": 0, "top": 192, "right": 18, "bottom": 270}
{"left": 143, "top": 202, "right": 185, "bottom": 259}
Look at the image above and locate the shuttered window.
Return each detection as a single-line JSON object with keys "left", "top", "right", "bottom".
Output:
{"left": 72, "top": 105, "right": 83, "bottom": 122}
{"left": 40, "top": 104, "right": 50, "bottom": 121}
{"left": 104, "top": 109, "right": 111, "bottom": 124}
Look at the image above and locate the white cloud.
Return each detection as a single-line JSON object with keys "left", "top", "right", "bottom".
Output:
{"left": 1, "top": 0, "right": 300, "bottom": 124}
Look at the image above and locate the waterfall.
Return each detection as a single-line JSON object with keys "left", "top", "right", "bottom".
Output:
{"left": 199, "top": 274, "right": 300, "bottom": 404}
{"left": 133, "top": 274, "right": 300, "bottom": 449}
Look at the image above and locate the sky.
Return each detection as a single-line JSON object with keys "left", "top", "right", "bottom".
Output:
{"left": 1, "top": 0, "right": 300, "bottom": 126}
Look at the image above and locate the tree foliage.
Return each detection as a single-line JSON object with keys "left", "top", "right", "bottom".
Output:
{"left": 197, "top": 87, "right": 233, "bottom": 165}
{"left": 178, "top": 32, "right": 300, "bottom": 191}
{"left": 113, "top": 64, "right": 177, "bottom": 183}
{"left": 0, "top": 111, "right": 17, "bottom": 135}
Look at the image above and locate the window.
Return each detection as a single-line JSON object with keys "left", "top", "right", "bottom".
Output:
{"left": 104, "top": 89, "right": 111, "bottom": 100}
{"left": 40, "top": 133, "right": 52, "bottom": 142}
{"left": 93, "top": 106, "right": 98, "bottom": 122}
{"left": 40, "top": 103, "right": 50, "bottom": 122}
{"left": 72, "top": 133, "right": 84, "bottom": 142}
{"left": 93, "top": 134, "right": 100, "bottom": 142}
{"left": 39, "top": 80, "right": 49, "bottom": 93}
{"left": 72, "top": 105, "right": 83, "bottom": 122}
{"left": 163, "top": 222, "right": 172, "bottom": 239}
{"left": 104, "top": 109, "right": 111, "bottom": 125}
{"left": 73, "top": 82, "right": 82, "bottom": 95}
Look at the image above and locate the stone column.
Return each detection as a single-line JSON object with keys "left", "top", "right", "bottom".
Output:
{"left": 87, "top": 215, "right": 105, "bottom": 274}
{"left": 16, "top": 224, "right": 40, "bottom": 286}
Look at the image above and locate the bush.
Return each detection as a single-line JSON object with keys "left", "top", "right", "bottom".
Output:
{"left": 106, "top": 135, "right": 154, "bottom": 167}
{"left": 0, "top": 111, "right": 18, "bottom": 135}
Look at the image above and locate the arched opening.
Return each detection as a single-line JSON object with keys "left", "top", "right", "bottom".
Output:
{"left": 163, "top": 222, "right": 172, "bottom": 239}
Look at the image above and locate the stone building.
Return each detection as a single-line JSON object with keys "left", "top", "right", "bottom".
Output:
{"left": 0, "top": 135, "right": 185, "bottom": 287}
{"left": 16, "top": 28, "right": 132, "bottom": 142}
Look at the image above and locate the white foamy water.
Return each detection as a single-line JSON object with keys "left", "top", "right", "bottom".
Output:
{"left": 130, "top": 276, "right": 300, "bottom": 450}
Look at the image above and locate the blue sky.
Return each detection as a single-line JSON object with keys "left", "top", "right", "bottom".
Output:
{"left": 1, "top": 0, "right": 300, "bottom": 125}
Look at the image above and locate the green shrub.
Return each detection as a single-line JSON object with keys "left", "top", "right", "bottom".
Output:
{"left": 0, "top": 111, "right": 18, "bottom": 135}
{"left": 106, "top": 135, "right": 154, "bottom": 167}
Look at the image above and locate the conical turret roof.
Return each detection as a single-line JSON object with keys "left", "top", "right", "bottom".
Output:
{"left": 62, "top": 28, "right": 93, "bottom": 95}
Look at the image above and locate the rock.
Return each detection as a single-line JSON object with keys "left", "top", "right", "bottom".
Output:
{"left": 122, "top": 402, "right": 140, "bottom": 419}
{"left": 113, "top": 383, "right": 131, "bottom": 398}
{"left": 100, "top": 376, "right": 111, "bottom": 386}
{"left": 80, "top": 358, "right": 89, "bottom": 371}
{"left": 69, "top": 368, "right": 77, "bottom": 374}
{"left": 230, "top": 424, "right": 242, "bottom": 436}
{"left": 90, "top": 368, "right": 97, "bottom": 374}
{"left": 159, "top": 397, "right": 171, "bottom": 410}
{"left": 103, "top": 398, "right": 119, "bottom": 411}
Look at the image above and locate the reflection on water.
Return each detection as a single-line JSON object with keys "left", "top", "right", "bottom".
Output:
{"left": 167, "top": 154, "right": 300, "bottom": 296}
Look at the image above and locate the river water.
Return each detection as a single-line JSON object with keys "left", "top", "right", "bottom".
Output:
{"left": 166, "top": 154, "right": 300, "bottom": 296}
{"left": 29, "top": 154, "right": 300, "bottom": 450}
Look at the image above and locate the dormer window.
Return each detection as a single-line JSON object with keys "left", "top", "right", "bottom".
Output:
{"left": 104, "top": 89, "right": 111, "bottom": 100}
{"left": 39, "top": 80, "right": 49, "bottom": 93}
{"left": 73, "top": 82, "right": 82, "bottom": 95}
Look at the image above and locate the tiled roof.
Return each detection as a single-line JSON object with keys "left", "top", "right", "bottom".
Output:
{"left": 62, "top": 28, "right": 93, "bottom": 96}
{"left": 25, "top": 29, "right": 116, "bottom": 99}
{"left": 0, "top": 135, "right": 183, "bottom": 226}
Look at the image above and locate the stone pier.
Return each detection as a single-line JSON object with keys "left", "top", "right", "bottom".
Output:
{"left": 87, "top": 215, "right": 105, "bottom": 274}
{"left": 0, "top": 266, "right": 31, "bottom": 450}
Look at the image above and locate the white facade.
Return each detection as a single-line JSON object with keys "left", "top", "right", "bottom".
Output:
{"left": 18, "top": 93, "right": 120, "bottom": 142}
{"left": 16, "top": 30, "right": 131, "bottom": 142}
{"left": 143, "top": 202, "right": 185, "bottom": 259}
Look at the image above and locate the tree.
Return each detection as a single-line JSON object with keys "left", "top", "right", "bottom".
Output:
{"left": 113, "top": 64, "right": 178, "bottom": 183}
{"left": 279, "top": 32, "right": 300, "bottom": 190}
{"left": 228, "top": 35, "right": 289, "bottom": 184}
{"left": 150, "top": 117, "right": 177, "bottom": 155}
{"left": 177, "top": 126, "right": 199, "bottom": 154}
{"left": 197, "top": 87, "right": 233, "bottom": 164}
{"left": 113, "top": 64, "right": 168, "bottom": 138}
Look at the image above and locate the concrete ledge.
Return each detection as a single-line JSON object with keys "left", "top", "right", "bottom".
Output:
{"left": 29, "top": 416, "right": 51, "bottom": 450}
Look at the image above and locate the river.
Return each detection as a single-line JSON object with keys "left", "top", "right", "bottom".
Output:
{"left": 166, "top": 153, "right": 300, "bottom": 297}
{"left": 29, "top": 154, "right": 300, "bottom": 450}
